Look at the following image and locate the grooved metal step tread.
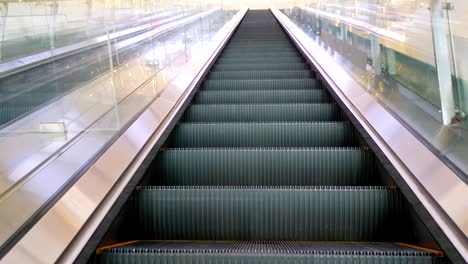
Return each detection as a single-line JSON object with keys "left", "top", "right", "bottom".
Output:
{"left": 133, "top": 186, "right": 404, "bottom": 241}
{"left": 230, "top": 37, "right": 287, "bottom": 41}
{"left": 208, "top": 70, "right": 312, "bottom": 80}
{"left": 168, "top": 122, "right": 356, "bottom": 148}
{"left": 224, "top": 46, "right": 293, "bottom": 51}
{"left": 221, "top": 51, "right": 298, "bottom": 56}
{"left": 222, "top": 46, "right": 297, "bottom": 51}
{"left": 217, "top": 56, "right": 304, "bottom": 64}
{"left": 231, "top": 37, "right": 287, "bottom": 40}
{"left": 182, "top": 104, "right": 342, "bottom": 122}
{"left": 202, "top": 79, "right": 319, "bottom": 90}
{"left": 152, "top": 148, "right": 378, "bottom": 186}
{"left": 212, "top": 62, "right": 308, "bottom": 72}
{"left": 193, "top": 90, "right": 330, "bottom": 104}
{"left": 223, "top": 46, "right": 296, "bottom": 52}
{"left": 228, "top": 40, "right": 291, "bottom": 44}
{"left": 99, "top": 241, "right": 442, "bottom": 257}
{"left": 225, "top": 42, "right": 293, "bottom": 46}
{"left": 220, "top": 51, "right": 301, "bottom": 58}
{"left": 232, "top": 32, "right": 285, "bottom": 35}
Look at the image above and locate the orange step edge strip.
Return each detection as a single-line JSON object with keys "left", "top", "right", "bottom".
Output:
{"left": 396, "top": 242, "right": 444, "bottom": 256}
{"left": 96, "top": 240, "right": 141, "bottom": 255}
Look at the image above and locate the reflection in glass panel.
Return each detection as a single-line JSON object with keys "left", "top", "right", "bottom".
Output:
{"left": 0, "top": 0, "right": 242, "bottom": 250}
{"left": 280, "top": 0, "right": 468, "bottom": 179}
{"left": 286, "top": 0, "right": 441, "bottom": 108}
{"left": 444, "top": 1, "right": 468, "bottom": 124}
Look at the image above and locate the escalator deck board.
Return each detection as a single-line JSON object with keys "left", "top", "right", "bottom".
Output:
{"left": 99, "top": 241, "right": 443, "bottom": 264}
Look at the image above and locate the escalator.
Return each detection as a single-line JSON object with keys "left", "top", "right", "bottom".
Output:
{"left": 93, "top": 10, "right": 447, "bottom": 263}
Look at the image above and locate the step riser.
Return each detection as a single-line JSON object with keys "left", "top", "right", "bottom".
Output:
{"left": 99, "top": 254, "right": 437, "bottom": 264}
{"left": 168, "top": 123, "right": 356, "bottom": 148}
{"left": 224, "top": 44, "right": 293, "bottom": 48}
{"left": 153, "top": 149, "right": 377, "bottom": 186}
{"left": 231, "top": 36, "right": 287, "bottom": 39}
{"left": 193, "top": 91, "right": 330, "bottom": 104}
{"left": 135, "top": 188, "right": 404, "bottom": 241}
{"left": 220, "top": 52, "right": 300, "bottom": 58}
{"left": 217, "top": 57, "right": 304, "bottom": 64}
{"left": 208, "top": 71, "right": 312, "bottom": 80}
{"left": 223, "top": 46, "right": 295, "bottom": 51}
{"left": 182, "top": 104, "right": 342, "bottom": 122}
{"left": 212, "top": 63, "right": 308, "bottom": 72}
{"left": 231, "top": 37, "right": 287, "bottom": 40}
{"left": 227, "top": 41, "right": 291, "bottom": 45}
{"left": 202, "top": 79, "right": 319, "bottom": 90}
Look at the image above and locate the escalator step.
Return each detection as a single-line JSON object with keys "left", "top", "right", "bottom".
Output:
{"left": 208, "top": 70, "right": 311, "bottom": 80}
{"left": 231, "top": 37, "right": 287, "bottom": 40}
{"left": 217, "top": 56, "right": 303, "bottom": 64}
{"left": 212, "top": 62, "right": 308, "bottom": 71}
{"left": 227, "top": 40, "right": 291, "bottom": 45}
{"left": 133, "top": 186, "right": 404, "bottom": 241}
{"left": 223, "top": 46, "right": 296, "bottom": 52}
{"left": 153, "top": 148, "right": 377, "bottom": 186}
{"left": 168, "top": 123, "right": 356, "bottom": 148}
{"left": 193, "top": 90, "right": 329, "bottom": 104}
{"left": 182, "top": 104, "right": 342, "bottom": 122}
{"left": 225, "top": 42, "right": 292, "bottom": 47}
{"left": 220, "top": 51, "right": 300, "bottom": 58}
{"left": 99, "top": 241, "right": 442, "bottom": 264}
{"left": 232, "top": 32, "right": 285, "bottom": 35}
{"left": 202, "top": 79, "right": 319, "bottom": 90}
{"left": 222, "top": 46, "right": 297, "bottom": 51}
